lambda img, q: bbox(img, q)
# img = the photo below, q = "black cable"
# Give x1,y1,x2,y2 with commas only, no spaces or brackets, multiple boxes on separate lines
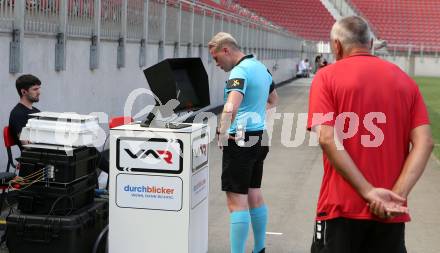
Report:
0,205,14,246
64,196,75,216
92,224,109,253
40,194,74,232
94,147,104,171
101,135,109,154
95,133,110,170
97,135,110,189
49,195,75,216
47,194,73,216
92,136,109,190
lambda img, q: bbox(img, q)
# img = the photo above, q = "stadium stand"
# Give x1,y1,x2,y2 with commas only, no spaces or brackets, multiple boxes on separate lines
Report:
199,0,235,14
224,0,336,41
348,0,440,51
198,0,274,27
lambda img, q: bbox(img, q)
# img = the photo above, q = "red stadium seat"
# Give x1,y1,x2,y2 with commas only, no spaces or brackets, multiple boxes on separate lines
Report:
1,126,19,212
349,0,440,51
234,0,335,41
3,126,16,172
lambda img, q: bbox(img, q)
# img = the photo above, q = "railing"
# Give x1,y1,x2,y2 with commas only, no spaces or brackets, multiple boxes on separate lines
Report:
68,0,94,37
1,0,299,41
100,0,122,39
0,0,15,31
2,0,314,72
377,43,440,57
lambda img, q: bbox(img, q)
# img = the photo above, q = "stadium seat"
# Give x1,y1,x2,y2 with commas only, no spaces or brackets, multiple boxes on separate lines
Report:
3,126,16,173
1,126,19,212
234,0,335,41
349,0,440,51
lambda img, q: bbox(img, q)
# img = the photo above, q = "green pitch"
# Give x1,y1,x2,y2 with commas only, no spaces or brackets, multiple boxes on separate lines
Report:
414,76,440,161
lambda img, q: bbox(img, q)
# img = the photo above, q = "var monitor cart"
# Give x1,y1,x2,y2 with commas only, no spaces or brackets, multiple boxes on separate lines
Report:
109,123,209,253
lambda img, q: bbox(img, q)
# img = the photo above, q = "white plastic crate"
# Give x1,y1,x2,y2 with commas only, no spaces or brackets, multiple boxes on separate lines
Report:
20,112,101,147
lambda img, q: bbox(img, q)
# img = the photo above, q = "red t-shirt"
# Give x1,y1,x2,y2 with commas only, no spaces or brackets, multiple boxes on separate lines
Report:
307,53,430,223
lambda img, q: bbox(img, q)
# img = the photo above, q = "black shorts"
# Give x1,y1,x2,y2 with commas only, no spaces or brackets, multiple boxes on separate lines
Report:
311,218,407,253
221,131,269,194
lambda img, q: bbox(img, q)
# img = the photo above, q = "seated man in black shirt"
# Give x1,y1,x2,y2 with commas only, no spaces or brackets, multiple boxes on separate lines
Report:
8,74,109,173
9,74,41,150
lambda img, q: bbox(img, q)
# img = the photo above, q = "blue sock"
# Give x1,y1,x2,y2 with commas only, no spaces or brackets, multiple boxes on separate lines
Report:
250,205,268,253
230,210,250,253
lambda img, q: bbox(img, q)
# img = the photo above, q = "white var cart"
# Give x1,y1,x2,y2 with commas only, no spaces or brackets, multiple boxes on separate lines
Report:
109,123,209,253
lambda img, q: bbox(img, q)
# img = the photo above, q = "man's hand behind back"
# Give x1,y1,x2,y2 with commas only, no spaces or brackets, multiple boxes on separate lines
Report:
365,188,408,219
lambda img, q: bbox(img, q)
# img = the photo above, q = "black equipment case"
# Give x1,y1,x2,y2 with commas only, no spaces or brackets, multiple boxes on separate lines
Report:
17,172,97,215
17,146,98,184
6,199,108,253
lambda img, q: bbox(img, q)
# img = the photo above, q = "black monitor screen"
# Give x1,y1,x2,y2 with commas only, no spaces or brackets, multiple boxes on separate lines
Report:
144,58,210,115
173,68,201,111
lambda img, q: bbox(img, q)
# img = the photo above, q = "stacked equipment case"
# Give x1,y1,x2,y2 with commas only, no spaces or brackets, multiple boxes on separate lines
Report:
16,146,98,215
6,199,108,253
5,112,109,253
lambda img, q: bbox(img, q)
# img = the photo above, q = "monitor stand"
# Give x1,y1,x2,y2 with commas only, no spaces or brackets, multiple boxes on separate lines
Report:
140,111,158,127
140,111,190,129
165,122,191,129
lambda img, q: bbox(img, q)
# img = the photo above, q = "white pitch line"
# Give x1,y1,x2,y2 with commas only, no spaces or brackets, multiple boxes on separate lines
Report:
266,232,283,235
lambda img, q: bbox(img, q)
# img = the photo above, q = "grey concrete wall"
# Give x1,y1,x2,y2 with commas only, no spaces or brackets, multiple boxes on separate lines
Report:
0,34,298,168
383,55,440,77
414,56,440,77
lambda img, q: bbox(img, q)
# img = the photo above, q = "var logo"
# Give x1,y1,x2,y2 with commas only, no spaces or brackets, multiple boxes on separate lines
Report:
193,144,207,157
124,149,173,164
117,137,183,174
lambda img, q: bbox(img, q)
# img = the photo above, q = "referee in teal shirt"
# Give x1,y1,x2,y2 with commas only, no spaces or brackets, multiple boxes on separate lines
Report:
208,32,278,253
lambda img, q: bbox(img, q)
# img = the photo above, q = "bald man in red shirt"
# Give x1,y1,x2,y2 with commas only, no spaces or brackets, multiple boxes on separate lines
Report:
307,16,434,253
